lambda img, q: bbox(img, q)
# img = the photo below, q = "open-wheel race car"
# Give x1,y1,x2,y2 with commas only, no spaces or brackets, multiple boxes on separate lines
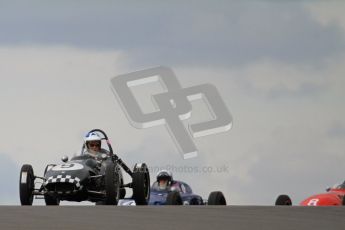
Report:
148,180,226,205
19,129,150,205
275,181,345,206
118,170,226,206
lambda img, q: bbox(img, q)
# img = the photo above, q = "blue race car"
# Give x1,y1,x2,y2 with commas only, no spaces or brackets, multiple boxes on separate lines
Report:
118,170,226,206
148,170,226,205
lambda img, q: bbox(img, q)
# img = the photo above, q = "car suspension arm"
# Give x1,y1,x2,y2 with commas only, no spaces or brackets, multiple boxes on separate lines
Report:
122,183,132,188
113,155,133,177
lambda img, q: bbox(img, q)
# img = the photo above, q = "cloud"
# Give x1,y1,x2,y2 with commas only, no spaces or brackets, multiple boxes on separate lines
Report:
0,1,345,205
169,65,345,204
231,59,327,98
0,1,344,67
328,121,345,138
0,153,20,204
0,45,130,170
305,1,345,32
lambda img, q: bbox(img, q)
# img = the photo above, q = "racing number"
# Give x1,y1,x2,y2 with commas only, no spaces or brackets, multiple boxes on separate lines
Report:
60,164,74,169
307,199,319,206
52,163,84,171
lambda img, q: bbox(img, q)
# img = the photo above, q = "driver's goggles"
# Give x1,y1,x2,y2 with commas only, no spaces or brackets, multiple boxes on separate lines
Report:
88,143,101,147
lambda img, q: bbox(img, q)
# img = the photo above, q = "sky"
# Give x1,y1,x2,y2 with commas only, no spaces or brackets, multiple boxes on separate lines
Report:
0,0,345,205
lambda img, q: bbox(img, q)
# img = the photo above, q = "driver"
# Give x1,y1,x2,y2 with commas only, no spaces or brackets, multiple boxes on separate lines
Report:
156,170,173,190
84,132,108,159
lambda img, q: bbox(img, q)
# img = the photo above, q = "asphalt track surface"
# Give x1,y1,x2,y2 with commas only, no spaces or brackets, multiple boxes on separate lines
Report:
0,206,344,230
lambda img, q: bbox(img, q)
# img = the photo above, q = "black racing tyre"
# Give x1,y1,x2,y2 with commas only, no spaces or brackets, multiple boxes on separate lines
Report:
44,194,60,205
104,162,120,205
208,191,227,205
132,163,150,205
275,194,292,206
166,191,183,205
207,191,226,205
19,164,35,205
342,196,345,206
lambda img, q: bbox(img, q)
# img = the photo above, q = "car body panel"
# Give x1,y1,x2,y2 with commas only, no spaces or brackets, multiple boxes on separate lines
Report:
148,180,204,205
43,155,122,202
300,189,345,206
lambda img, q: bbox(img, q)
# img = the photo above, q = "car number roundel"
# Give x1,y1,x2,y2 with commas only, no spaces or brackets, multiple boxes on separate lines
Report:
307,198,319,206
52,163,84,171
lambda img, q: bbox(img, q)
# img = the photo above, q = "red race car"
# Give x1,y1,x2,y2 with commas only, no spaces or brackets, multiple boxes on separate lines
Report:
275,181,345,206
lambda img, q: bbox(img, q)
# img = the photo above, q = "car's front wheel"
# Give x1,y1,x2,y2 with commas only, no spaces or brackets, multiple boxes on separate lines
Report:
19,164,35,205
132,163,150,205
104,162,120,205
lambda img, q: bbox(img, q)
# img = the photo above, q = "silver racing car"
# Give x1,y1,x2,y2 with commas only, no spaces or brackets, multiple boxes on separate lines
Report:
19,129,150,205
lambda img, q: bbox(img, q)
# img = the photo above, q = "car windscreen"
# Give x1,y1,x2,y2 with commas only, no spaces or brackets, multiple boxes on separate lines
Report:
151,181,168,192
332,182,345,189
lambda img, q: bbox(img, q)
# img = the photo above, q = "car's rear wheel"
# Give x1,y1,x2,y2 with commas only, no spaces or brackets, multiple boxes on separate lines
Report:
104,162,120,205
208,191,226,205
132,163,150,205
275,194,292,206
166,191,183,205
19,164,35,205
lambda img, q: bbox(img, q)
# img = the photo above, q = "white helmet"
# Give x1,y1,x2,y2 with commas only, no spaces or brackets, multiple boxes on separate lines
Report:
84,132,102,142
156,170,173,181
84,132,102,154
